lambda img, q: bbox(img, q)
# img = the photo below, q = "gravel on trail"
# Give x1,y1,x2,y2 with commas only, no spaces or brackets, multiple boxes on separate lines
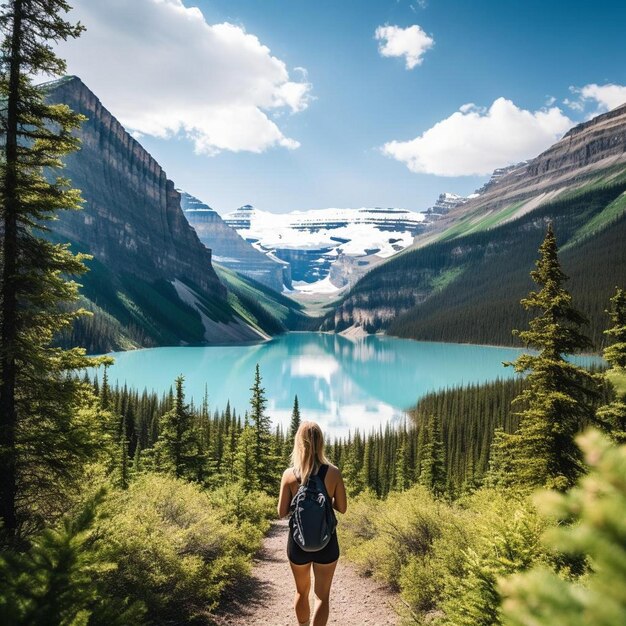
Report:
215,520,401,626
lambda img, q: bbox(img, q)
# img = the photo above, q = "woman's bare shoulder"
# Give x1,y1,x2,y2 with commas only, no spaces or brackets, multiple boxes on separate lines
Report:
326,463,341,477
282,467,297,483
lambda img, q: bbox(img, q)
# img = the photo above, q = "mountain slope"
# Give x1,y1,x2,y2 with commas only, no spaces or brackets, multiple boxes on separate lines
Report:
182,192,290,292
422,103,626,245
45,76,295,352
323,104,626,349
214,265,309,334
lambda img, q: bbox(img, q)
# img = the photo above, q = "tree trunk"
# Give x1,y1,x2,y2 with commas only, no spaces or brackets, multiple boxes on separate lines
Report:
0,0,24,540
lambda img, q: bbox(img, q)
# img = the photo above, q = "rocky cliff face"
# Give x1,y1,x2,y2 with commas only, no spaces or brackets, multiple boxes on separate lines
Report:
425,192,470,217
181,192,289,292
438,104,626,227
45,76,225,299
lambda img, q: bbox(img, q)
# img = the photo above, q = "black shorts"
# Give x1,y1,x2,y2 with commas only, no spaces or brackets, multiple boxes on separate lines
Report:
287,530,340,565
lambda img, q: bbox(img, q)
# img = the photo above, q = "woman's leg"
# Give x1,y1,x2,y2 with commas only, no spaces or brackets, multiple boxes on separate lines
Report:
311,560,338,626
289,561,312,624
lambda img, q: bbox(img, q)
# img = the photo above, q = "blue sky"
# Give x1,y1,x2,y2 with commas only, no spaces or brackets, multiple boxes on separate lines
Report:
60,0,626,213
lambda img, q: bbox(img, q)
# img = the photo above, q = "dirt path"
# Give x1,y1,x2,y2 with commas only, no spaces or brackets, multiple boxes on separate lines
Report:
216,520,401,626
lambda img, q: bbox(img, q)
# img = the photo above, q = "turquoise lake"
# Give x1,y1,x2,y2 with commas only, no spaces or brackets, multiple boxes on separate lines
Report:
101,333,601,438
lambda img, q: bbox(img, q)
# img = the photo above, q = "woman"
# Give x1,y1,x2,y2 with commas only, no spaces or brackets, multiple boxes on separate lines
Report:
278,421,348,626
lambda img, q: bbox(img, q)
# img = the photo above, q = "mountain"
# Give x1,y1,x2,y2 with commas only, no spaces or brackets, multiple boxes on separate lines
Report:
425,192,471,217
181,192,290,292
44,76,302,352
322,104,626,347
424,105,626,244
223,205,428,292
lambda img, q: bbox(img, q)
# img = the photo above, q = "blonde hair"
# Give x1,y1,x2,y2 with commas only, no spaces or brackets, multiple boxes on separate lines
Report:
291,421,330,485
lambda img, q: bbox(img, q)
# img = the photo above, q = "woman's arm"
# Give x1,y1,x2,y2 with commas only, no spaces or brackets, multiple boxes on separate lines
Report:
332,471,347,514
277,469,292,518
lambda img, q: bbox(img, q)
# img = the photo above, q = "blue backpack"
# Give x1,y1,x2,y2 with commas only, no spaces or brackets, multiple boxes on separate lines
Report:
289,464,337,552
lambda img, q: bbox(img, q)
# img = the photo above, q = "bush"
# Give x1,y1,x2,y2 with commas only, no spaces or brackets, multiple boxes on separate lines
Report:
207,480,275,554
97,474,266,625
208,480,275,530
341,486,470,617
500,430,626,626
440,490,548,626
0,489,143,625
340,485,553,624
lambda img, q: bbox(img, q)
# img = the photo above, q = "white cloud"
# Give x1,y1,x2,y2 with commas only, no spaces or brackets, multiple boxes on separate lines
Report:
577,83,626,113
382,98,573,176
56,0,312,154
375,24,434,70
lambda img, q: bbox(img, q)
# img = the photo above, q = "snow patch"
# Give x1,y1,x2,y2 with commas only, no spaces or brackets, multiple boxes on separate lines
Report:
292,276,342,294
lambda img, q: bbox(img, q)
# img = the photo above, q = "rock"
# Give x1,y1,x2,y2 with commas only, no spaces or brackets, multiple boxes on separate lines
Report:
44,76,225,299
181,192,289,292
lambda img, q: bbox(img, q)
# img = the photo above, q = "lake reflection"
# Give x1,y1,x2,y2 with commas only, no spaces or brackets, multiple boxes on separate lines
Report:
100,333,600,438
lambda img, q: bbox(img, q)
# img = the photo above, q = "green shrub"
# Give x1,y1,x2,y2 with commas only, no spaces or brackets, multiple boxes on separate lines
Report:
207,480,275,552
97,474,262,625
439,490,548,626
341,486,470,617
500,430,626,626
340,485,553,624
0,489,143,625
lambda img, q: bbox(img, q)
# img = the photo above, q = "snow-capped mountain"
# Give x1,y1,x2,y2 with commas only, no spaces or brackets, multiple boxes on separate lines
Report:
223,206,428,292
181,193,290,292
426,192,471,216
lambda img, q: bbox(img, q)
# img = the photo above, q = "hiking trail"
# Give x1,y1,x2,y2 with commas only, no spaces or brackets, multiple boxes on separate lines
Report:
216,520,401,625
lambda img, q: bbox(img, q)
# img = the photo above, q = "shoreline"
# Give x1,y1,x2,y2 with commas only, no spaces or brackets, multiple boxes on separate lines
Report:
90,328,605,360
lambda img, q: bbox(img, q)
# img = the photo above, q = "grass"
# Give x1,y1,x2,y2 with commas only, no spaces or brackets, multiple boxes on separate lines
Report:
431,266,465,292
437,200,527,242
214,264,308,331
562,191,626,251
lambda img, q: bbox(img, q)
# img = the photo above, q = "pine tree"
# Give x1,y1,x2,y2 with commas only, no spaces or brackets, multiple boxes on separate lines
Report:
118,416,129,490
222,418,238,483
486,428,517,489
505,224,598,491
249,364,272,480
154,376,201,480
603,287,626,368
100,365,111,410
289,394,301,444
360,438,373,490
419,414,446,496
394,435,410,491
132,442,141,477
597,288,626,443
0,488,144,623
0,0,109,540
234,413,258,491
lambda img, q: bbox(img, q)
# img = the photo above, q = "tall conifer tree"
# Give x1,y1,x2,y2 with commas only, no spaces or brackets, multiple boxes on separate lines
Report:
0,0,107,540
234,413,258,491
419,414,445,496
155,376,201,480
289,395,301,439
506,224,597,490
597,287,626,443
249,364,272,474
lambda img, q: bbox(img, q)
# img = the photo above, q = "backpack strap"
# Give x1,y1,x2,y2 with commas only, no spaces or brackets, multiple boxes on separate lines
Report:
292,464,328,485
318,464,329,482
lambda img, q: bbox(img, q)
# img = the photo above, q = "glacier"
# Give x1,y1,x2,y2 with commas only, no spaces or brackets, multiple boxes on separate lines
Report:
223,205,429,290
